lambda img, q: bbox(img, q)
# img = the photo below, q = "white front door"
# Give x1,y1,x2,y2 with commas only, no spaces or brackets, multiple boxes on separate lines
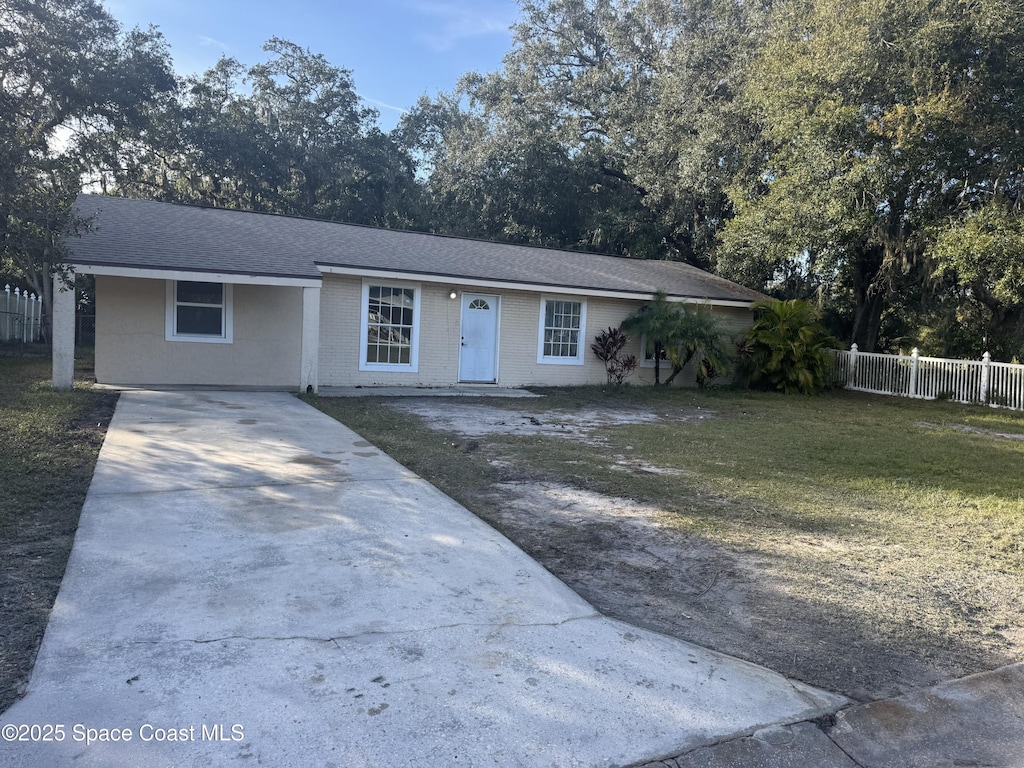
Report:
459,293,499,382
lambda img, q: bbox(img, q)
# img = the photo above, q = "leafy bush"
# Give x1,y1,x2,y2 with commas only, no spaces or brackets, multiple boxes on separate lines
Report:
663,304,734,387
739,299,837,394
620,292,680,384
591,327,638,384
622,292,735,386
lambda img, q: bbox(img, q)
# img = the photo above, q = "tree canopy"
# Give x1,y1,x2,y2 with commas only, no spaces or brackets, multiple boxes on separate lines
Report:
1,0,175,321
719,0,1024,354
3,0,1022,357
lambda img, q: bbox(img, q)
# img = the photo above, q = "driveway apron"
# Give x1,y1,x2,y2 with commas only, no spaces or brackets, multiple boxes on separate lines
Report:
0,391,847,767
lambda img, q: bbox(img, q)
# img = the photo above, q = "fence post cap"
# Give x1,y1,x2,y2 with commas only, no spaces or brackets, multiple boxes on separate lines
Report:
4,284,9,292
983,351,991,362
851,343,859,351
912,347,919,357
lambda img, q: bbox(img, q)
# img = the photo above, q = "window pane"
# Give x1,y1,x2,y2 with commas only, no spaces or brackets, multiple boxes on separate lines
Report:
543,300,581,358
177,306,223,335
177,281,223,305
365,285,416,366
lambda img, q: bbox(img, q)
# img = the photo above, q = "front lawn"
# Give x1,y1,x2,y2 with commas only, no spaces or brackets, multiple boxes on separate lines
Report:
309,386,1024,701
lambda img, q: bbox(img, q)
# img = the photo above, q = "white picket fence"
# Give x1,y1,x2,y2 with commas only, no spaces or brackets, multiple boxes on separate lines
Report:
831,344,1024,410
1,284,44,343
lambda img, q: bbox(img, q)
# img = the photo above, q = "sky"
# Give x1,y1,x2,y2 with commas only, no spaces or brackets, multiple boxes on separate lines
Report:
102,0,521,130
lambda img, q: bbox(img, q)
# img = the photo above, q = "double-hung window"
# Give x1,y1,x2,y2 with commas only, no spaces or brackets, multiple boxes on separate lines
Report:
359,281,420,371
537,296,586,365
166,281,232,343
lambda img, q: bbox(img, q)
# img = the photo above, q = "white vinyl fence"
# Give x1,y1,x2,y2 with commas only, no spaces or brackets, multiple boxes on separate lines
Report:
831,344,1024,410
1,284,43,343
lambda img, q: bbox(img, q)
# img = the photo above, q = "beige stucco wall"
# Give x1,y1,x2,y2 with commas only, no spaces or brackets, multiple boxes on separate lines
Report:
94,276,303,387
318,274,753,388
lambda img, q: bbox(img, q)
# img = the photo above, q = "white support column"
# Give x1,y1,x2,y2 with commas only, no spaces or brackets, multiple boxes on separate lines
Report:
52,272,76,389
299,285,321,393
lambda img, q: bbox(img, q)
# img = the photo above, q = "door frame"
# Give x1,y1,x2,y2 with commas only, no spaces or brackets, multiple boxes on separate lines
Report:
458,292,501,383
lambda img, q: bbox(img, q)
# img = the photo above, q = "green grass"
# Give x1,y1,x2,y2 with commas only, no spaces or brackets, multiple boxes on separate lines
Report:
610,390,1024,570
308,386,1024,698
0,358,110,530
309,387,1024,572
0,355,117,713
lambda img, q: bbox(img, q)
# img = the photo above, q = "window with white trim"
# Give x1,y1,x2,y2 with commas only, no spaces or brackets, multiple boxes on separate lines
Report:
166,281,233,343
359,281,420,371
640,334,668,367
537,296,586,365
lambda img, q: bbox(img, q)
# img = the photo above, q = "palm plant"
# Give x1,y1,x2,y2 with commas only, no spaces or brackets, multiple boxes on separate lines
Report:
739,299,837,394
664,304,734,387
620,291,680,384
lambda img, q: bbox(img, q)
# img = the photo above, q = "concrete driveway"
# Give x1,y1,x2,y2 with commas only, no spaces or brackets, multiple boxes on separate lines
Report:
0,391,846,767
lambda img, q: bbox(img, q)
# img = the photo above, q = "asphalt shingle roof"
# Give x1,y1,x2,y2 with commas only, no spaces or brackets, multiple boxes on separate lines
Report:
68,194,763,303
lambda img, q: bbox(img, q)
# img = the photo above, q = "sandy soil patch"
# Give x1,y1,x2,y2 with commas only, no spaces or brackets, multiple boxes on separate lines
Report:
474,479,983,702
385,397,1023,702
918,420,1024,441
389,400,711,440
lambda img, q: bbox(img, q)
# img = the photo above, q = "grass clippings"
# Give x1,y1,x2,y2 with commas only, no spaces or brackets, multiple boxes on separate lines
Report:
0,356,117,713
309,386,1024,702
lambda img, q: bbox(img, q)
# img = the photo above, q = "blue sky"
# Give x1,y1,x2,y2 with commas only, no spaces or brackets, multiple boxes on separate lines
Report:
103,0,521,130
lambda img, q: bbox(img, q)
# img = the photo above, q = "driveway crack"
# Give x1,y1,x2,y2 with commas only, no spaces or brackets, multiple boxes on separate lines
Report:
120,613,603,648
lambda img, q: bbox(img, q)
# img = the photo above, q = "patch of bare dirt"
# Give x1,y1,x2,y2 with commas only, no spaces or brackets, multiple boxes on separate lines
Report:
473,479,1013,702
393,399,1022,703
918,420,1024,441
389,400,711,441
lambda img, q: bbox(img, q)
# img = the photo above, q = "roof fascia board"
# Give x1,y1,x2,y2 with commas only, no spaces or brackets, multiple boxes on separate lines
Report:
70,264,322,287
316,265,754,308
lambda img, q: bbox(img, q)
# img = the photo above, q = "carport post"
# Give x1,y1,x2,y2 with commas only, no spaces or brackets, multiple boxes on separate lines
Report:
300,285,320,393
52,271,76,390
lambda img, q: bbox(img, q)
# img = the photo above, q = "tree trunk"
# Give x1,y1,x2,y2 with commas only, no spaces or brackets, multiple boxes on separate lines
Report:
663,351,694,386
850,288,885,351
849,246,886,351
40,259,54,344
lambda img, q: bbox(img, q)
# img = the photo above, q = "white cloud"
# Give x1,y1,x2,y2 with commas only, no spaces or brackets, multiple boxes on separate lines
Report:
409,1,515,52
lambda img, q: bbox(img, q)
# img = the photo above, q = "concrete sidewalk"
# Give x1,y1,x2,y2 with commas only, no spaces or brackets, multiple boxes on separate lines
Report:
638,661,1024,768
0,391,845,768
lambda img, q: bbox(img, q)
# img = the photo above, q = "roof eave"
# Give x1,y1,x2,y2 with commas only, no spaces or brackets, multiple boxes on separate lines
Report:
315,264,758,307
69,262,323,287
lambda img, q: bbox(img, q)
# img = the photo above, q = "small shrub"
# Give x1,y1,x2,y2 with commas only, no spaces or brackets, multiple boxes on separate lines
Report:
739,298,837,395
591,327,639,385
